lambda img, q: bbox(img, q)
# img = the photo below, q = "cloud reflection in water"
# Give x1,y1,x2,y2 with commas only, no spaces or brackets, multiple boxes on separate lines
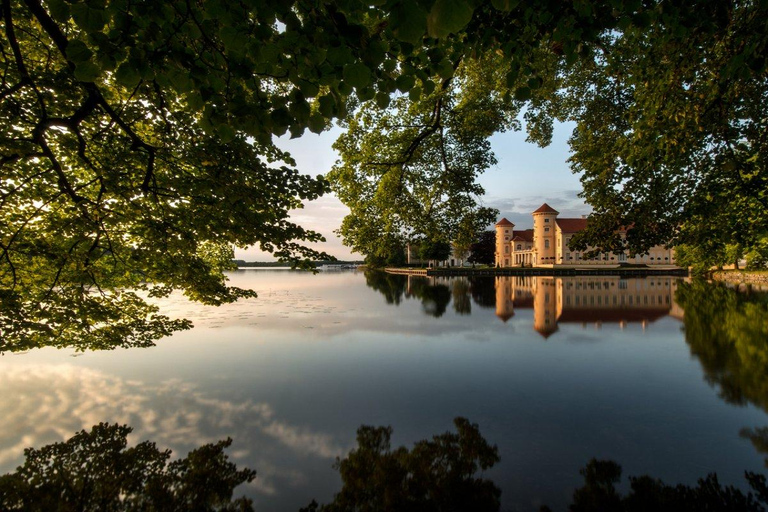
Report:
0,364,348,498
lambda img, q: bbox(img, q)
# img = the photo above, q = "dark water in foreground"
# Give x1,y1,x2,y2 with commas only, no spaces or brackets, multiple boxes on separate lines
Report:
2,271,768,511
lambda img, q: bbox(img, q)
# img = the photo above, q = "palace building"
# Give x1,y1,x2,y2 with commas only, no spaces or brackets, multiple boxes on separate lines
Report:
494,203,676,268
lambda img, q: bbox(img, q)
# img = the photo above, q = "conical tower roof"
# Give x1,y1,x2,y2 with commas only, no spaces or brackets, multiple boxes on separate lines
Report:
532,203,559,214
495,217,514,226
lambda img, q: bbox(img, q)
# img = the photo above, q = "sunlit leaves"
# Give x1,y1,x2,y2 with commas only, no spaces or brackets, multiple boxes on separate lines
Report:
328,57,518,263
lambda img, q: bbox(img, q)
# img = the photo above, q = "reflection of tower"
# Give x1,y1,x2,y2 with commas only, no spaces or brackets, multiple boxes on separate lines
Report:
495,277,514,322
495,218,514,267
532,204,558,266
533,277,558,338
669,279,685,320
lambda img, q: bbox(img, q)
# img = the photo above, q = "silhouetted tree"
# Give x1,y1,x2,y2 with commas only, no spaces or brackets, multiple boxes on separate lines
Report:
309,417,501,512
0,423,255,511
566,459,768,512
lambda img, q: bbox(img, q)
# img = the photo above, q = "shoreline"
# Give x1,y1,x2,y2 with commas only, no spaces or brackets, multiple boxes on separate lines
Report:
710,270,768,287
384,266,688,277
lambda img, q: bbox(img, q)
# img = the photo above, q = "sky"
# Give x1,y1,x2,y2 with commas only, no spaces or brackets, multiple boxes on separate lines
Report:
234,120,590,262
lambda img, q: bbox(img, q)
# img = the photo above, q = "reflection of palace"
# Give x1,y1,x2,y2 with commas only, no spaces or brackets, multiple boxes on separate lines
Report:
495,203,676,267
495,276,683,338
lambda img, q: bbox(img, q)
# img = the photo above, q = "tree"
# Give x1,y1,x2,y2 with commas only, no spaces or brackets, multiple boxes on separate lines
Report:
0,423,256,511
329,55,508,259
468,231,496,266
545,1,768,258
418,238,452,265
4,0,603,348
5,0,766,350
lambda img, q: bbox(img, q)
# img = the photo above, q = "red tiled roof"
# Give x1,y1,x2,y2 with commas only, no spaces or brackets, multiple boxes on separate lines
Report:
532,203,559,214
556,218,588,233
495,217,514,226
512,229,534,242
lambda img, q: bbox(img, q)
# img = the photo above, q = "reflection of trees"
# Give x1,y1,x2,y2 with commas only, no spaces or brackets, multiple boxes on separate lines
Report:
452,279,472,315
677,281,768,465
565,459,768,512
305,417,501,512
365,274,498,315
676,281,768,411
409,278,451,318
306,420,768,512
469,277,496,309
5,420,768,511
0,423,256,511
364,271,408,305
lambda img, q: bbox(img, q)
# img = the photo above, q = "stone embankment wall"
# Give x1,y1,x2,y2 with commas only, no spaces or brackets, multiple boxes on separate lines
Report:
711,270,768,286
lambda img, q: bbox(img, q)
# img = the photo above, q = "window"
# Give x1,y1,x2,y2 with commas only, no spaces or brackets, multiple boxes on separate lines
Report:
505,246,510,254
544,218,550,223
545,240,550,249
516,244,521,250
544,227,550,232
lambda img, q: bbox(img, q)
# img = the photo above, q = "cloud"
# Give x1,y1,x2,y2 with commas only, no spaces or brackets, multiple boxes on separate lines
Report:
0,364,349,497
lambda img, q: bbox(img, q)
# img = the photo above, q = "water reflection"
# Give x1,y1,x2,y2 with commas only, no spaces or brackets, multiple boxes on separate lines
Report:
0,364,347,497
365,273,685,337
676,281,768,465
0,423,256,511
4,271,768,510
6,419,768,512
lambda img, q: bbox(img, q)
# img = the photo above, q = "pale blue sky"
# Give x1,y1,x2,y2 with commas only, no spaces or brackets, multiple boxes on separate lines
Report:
235,120,589,261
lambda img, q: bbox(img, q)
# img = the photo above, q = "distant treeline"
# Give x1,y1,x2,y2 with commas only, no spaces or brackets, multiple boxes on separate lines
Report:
233,260,363,267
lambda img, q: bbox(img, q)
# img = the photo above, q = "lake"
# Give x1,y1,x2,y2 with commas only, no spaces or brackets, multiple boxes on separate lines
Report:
1,270,767,511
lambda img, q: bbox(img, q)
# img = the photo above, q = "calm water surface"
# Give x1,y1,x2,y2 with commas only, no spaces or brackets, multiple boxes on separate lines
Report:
2,270,768,511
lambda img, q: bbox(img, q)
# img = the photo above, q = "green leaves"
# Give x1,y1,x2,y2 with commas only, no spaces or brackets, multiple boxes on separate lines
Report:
389,2,427,44
70,3,107,32
66,40,93,63
114,62,141,88
491,0,520,11
427,0,475,39
343,63,371,90
5,0,766,349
